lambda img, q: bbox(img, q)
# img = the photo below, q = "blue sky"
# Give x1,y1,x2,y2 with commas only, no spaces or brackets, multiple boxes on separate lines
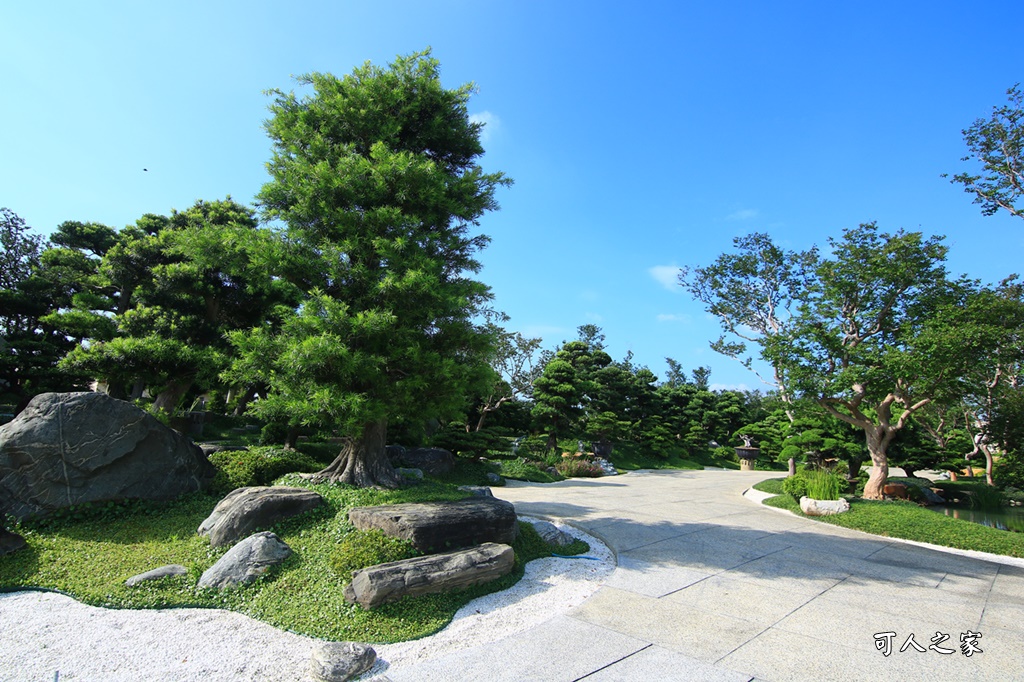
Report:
4,1,1024,391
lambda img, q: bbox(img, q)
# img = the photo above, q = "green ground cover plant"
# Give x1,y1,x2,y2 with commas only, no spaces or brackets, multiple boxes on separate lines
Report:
756,478,1024,558
0,474,589,643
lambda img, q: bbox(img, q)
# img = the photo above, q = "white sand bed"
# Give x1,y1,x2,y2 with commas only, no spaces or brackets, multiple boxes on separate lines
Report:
0,518,613,682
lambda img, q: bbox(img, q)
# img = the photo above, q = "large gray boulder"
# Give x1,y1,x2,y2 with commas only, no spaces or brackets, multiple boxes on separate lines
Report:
198,486,326,547
343,542,515,609
348,497,517,553
0,392,216,520
198,531,292,589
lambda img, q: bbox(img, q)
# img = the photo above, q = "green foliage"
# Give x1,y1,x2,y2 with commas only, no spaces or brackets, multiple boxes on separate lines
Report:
329,529,420,579
782,474,808,501
497,458,563,483
803,469,843,500
429,423,509,458
782,469,845,501
752,477,787,495
208,446,322,494
762,495,1024,558
932,480,1006,510
948,84,1024,221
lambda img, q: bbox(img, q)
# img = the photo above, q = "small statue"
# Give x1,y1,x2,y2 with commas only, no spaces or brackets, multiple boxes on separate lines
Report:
739,434,755,448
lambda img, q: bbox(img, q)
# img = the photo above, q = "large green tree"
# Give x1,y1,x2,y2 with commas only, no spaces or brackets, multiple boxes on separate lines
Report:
63,198,295,412
680,232,818,420
244,50,510,487
764,223,975,499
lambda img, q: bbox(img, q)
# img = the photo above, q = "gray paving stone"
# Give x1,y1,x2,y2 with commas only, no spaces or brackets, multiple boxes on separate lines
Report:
580,644,751,681
382,616,649,682
602,556,712,598
569,587,766,662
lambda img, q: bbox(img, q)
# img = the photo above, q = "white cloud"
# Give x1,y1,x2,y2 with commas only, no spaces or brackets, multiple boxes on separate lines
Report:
469,111,500,142
710,382,752,392
726,208,758,221
648,265,682,292
656,313,691,323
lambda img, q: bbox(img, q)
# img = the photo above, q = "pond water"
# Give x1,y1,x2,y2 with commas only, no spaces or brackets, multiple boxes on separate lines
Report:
926,505,1024,533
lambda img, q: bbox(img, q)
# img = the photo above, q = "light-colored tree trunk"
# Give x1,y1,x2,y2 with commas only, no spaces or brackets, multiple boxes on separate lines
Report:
305,419,402,488
861,424,897,500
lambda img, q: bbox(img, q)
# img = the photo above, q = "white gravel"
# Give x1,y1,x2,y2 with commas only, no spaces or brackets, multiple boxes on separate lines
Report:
0,517,613,682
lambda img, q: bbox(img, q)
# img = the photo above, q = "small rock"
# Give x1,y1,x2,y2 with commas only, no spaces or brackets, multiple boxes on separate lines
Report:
593,457,617,475
0,528,27,556
396,467,423,480
198,531,291,589
126,564,189,587
457,485,493,498
486,472,503,485
529,520,574,547
310,641,377,682
800,497,851,516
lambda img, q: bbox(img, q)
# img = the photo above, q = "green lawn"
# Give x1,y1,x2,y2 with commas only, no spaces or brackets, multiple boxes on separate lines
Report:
754,477,1024,558
0,475,588,643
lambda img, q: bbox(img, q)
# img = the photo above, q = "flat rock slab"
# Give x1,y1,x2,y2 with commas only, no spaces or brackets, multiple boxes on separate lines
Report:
126,564,188,587
198,486,325,547
343,542,515,609
0,392,215,520
198,531,291,590
348,497,517,553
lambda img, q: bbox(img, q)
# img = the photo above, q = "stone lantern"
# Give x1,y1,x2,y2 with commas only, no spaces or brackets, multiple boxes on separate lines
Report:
735,434,760,471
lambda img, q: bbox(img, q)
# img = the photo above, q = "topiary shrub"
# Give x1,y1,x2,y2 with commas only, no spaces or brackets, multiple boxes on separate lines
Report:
208,446,322,494
329,529,420,580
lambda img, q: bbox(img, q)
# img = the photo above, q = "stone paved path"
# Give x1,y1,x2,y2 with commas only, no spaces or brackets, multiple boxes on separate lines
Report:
380,469,1024,682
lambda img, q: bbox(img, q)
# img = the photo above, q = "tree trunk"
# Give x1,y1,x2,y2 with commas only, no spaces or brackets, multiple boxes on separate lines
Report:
979,443,995,486
232,385,261,417
305,419,402,489
284,426,300,451
788,458,796,477
151,378,194,415
862,425,892,500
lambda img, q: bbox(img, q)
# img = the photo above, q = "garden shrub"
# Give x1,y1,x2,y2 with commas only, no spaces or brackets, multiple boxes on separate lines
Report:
208,446,322,494
555,458,604,478
329,529,421,580
803,469,843,500
498,458,563,483
429,424,510,457
782,474,808,501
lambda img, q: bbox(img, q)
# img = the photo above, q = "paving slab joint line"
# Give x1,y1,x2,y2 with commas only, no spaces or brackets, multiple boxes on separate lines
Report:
571,643,653,681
